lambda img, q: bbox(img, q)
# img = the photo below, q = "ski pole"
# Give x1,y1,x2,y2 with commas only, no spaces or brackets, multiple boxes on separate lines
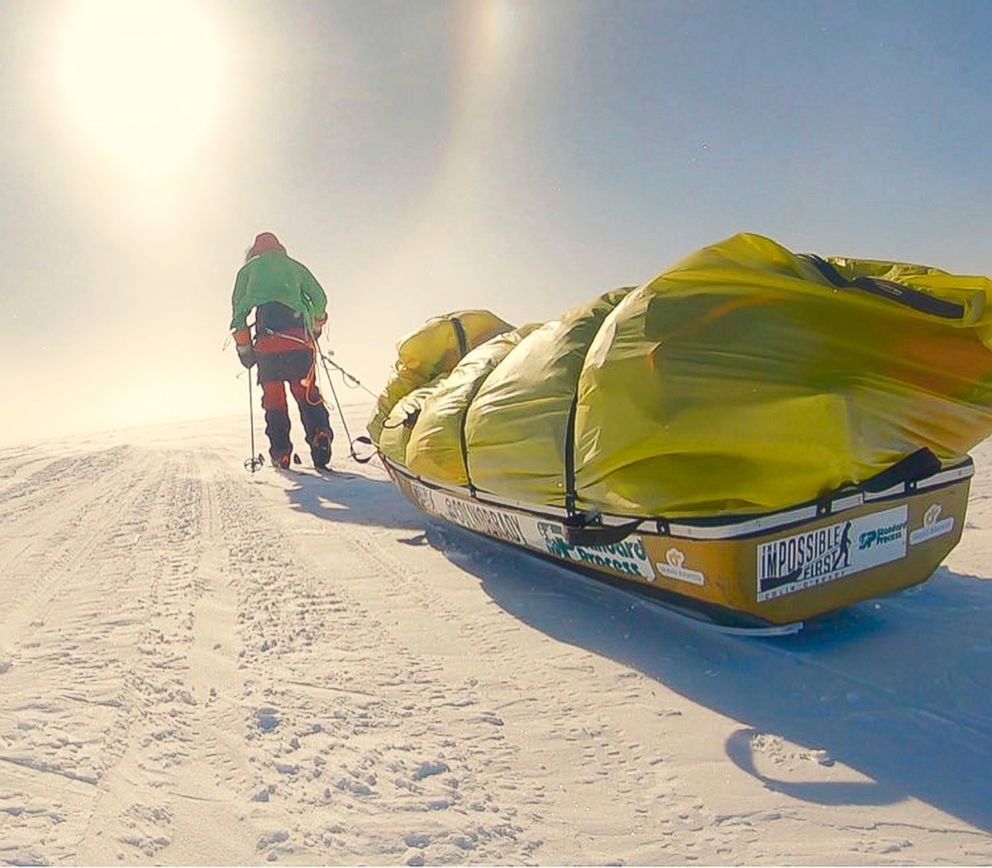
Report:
244,372,265,472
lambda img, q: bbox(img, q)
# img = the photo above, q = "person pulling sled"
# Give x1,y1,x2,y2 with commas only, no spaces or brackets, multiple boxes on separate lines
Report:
230,232,334,470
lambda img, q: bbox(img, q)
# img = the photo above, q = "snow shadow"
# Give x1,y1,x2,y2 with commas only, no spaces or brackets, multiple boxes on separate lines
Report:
425,521,992,833
277,470,425,532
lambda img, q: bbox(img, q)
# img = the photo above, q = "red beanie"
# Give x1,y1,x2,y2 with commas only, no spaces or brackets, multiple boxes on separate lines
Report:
246,232,286,261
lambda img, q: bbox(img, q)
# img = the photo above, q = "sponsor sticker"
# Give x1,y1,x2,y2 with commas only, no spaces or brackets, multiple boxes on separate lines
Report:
656,548,706,586
523,520,656,581
756,505,908,602
409,481,437,515
434,495,529,546
409,487,656,581
909,503,954,546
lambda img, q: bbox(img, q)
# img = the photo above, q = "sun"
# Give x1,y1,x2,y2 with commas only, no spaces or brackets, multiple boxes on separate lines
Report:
55,0,227,180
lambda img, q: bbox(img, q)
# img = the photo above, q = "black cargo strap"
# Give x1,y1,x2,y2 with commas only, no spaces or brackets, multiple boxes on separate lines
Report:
860,447,942,493
564,449,940,546
801,254,965,321
562,513,642,547
563,394,579,513
451,317,468,357
350,436,377,463
380,407,420,431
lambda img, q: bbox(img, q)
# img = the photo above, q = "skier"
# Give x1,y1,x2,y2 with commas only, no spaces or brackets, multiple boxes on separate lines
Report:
230,232,334,470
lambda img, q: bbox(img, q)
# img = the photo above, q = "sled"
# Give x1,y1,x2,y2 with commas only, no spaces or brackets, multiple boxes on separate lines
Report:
368,234,991,627
382,454,972,627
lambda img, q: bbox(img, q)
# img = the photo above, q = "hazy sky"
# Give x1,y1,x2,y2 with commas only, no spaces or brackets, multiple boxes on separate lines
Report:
1,0,990,446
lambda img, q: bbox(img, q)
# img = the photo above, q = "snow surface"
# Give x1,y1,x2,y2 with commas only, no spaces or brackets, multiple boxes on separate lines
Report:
1,398,991,865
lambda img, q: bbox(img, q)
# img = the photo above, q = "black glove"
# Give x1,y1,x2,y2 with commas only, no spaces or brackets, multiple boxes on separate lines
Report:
237,343,257,369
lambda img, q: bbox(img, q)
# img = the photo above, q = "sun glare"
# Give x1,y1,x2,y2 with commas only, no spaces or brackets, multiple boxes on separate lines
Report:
55,0,227,180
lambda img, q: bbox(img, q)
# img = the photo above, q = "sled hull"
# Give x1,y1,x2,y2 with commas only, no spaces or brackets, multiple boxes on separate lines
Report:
384,458,972,626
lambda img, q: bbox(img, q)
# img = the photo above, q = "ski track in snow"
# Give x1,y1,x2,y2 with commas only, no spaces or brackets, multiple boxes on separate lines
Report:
0,404,990,865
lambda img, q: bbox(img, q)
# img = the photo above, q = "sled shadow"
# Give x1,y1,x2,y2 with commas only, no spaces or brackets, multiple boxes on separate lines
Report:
423,520,992,832
278,468,425,532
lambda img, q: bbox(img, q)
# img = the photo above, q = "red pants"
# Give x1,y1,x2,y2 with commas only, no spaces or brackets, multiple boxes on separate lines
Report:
259,373,332,463
261,379,319,412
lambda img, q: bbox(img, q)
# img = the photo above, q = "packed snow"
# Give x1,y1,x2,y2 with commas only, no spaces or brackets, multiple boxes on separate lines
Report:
1,398,991,865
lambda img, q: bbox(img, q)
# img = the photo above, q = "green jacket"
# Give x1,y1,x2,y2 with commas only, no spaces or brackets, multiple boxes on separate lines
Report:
229,251,328,332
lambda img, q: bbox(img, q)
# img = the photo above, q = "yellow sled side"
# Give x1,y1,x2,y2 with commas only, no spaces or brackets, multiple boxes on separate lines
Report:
384,457,971,627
